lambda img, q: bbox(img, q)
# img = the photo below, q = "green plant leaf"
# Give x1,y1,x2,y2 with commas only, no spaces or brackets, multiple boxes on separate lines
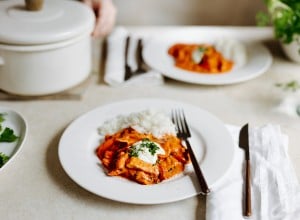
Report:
0,113,5,123
258,0,300,43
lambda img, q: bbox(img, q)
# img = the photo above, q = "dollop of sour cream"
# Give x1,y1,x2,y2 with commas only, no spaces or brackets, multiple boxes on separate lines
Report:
129,139,165,164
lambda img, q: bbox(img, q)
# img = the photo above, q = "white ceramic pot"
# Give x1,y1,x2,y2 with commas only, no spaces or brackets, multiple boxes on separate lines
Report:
0,0,95,96
281,35,300,63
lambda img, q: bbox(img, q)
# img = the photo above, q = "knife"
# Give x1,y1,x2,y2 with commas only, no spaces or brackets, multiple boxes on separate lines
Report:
239,123,251,217
124,36,132,81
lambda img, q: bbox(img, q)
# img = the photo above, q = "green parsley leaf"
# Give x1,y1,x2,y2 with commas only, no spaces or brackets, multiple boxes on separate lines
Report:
0,127,19,142
0,113,5,123
256,11,271,26
0,152,10,168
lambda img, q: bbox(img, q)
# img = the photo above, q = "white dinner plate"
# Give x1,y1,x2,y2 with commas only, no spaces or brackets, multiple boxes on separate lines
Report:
58,98,235,204
143,32,272,85
0,107,27,171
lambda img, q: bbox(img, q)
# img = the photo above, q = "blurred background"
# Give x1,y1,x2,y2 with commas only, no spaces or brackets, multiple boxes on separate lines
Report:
114,0,266,26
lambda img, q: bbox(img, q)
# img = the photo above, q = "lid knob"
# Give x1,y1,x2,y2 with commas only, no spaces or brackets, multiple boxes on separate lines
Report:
25,0,44,11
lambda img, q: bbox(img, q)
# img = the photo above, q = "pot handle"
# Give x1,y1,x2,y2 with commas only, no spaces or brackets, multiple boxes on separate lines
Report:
25,0,44,11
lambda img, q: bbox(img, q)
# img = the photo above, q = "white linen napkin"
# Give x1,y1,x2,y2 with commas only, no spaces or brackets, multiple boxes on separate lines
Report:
206,124,300,220
104,27,164,87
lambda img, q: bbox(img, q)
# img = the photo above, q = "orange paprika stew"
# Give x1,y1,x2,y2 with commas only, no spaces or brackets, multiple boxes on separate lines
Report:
168,43,233,73
96,127,190,185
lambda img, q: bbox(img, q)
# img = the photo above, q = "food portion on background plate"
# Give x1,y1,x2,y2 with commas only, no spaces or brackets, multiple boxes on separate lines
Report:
143,29,272,85
168,38,247,74
96,110,190,185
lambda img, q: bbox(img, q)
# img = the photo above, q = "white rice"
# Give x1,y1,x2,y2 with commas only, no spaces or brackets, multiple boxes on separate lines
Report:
98,109,176,138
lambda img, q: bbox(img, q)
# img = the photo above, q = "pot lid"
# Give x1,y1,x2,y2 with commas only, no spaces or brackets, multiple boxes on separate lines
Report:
0,0,95,45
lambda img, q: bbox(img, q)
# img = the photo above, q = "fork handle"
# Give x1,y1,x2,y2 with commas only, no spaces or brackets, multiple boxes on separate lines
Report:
185,139,210,195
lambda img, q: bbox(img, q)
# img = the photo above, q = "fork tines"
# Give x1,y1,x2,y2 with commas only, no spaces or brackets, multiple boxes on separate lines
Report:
172,109,191,138
171,109,210,195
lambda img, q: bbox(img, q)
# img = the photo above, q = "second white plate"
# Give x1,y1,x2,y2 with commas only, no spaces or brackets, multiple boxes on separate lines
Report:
143,31,272,85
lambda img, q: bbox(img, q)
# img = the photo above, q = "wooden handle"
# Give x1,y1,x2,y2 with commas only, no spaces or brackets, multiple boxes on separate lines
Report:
245,159,252,216
25,0,44,11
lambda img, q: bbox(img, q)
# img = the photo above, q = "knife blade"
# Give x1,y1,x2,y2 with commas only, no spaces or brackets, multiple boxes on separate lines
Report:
239,123,252,217
124,36,132,81
239,124,250,160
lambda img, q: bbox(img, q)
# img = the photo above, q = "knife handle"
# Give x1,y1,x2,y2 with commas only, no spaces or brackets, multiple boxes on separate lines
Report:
245,159,252,217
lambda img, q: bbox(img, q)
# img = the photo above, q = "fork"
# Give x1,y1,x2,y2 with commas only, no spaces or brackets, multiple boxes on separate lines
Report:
172,109,210,195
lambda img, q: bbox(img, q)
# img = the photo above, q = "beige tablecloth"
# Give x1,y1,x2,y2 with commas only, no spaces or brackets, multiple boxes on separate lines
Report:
0,26,300,220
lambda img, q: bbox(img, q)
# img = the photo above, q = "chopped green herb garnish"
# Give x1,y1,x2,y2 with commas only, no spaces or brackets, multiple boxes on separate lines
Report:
0,127,19,142
128,146,141,157
128,139,160,157
0,152,9,168
142,141,160,156
197,47,207,53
